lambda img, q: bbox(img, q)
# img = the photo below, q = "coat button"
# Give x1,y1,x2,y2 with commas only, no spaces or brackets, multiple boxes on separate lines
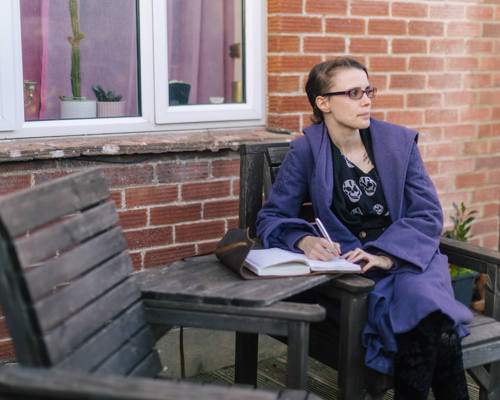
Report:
359,231,367,239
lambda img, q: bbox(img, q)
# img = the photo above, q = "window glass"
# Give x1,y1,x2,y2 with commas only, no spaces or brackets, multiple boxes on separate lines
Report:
20,0,140,121
166,0,244,106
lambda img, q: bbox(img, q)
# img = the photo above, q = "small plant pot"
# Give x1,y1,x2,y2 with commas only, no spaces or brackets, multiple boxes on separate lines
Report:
60,98,97,119
97,101,127,117
451,273,477,307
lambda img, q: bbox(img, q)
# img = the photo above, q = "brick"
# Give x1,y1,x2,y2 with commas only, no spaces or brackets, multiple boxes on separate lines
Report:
212,159,239,178
409,57,444,72
124,227,173,250
232,179,240,197
325,18,365,34
393,39,427,54
425,109,458,124
102,166,153,188
482,234,500,251
351,0,389,16
118,209,147,229
419,127,443,143
456,172,486,188
443,91,477,106
267,114,302,133
0,175,31,195
484,23,500,37
306,0,348,14
369,74,388,90
368,19,406,35
129,252,142,271
470,219,499,236
439,158,474,174
371,111,385,121
157,162,209,183
268,16,322,34
430,4,465,19
479,89,500,105
409,21,444,36
438,193,469,210
268,75,301,93
390,75,426,89
268,35,300,53
494,107,500,120
466,5,495,20
463,140,489,155
268,0,302,14
478,124,494,138
350,38,388,54
392,2,427,18
110,190,123,209
480,56,500,70
198,240,220,255
463,74,492,88
372,94,404,109
483,202,500,218
181,180,231,201
125,185,178,207
269,96,310,113
175,221,226,242
428,74,462,89
386,111,423,126
447,57,479,71
425,142,461,158
424,160,439,175
204,199,239,219
304,37,345,53
144,244,196,268
150,204,202,225
369,57,406,71
491,138,500,153
407,93,441,108
34,171,70,185
448,22,481,37
476,156,500,170
466,39,494,54
487,169,500,184
460,107,491,122
430,39,465,54
268,55,322,73
0,340,15,361
433,176,454,192
0,319,10,340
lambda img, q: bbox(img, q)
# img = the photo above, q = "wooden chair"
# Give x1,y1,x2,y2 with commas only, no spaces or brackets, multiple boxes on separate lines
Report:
239,141,500,400
0,168,319,400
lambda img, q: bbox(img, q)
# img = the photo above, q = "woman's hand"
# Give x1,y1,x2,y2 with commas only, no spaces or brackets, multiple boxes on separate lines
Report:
342,248,393,273
296,235,341,261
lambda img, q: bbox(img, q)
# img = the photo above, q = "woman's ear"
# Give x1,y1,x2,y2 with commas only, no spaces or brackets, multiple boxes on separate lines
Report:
315,95,330,114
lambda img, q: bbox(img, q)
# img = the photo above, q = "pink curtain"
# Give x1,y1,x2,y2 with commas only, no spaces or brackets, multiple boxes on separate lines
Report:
167,0,235,104
21,0,138,120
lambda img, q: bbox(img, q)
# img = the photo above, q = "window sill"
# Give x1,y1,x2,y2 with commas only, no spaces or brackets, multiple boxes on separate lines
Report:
0,128,293,163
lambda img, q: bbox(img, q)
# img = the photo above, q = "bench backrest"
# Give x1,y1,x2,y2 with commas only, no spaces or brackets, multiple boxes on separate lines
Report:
0,168,162,377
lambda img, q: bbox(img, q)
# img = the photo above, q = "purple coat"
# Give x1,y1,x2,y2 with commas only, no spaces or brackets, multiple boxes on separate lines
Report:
256,118,473,375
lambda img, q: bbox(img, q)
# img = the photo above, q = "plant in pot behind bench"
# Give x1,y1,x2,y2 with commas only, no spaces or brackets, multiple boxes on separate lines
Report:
92,85,126,117
442,202,478,307
60,0,96,119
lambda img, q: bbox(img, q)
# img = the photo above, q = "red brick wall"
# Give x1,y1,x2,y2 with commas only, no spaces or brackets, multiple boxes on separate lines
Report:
268,0,500,249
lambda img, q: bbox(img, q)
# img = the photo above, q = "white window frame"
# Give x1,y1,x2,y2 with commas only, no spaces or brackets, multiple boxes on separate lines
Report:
0,0,265,139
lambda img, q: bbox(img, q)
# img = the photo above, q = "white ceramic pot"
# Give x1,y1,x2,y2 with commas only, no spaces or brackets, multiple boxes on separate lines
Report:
97,101,126,117
60,98,97,119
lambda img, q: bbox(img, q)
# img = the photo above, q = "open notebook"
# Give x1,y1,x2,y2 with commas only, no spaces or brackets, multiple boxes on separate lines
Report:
244,247,361,277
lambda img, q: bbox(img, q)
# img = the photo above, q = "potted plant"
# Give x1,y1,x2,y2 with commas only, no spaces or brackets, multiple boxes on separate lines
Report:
442,202,478,307
92,85,126,117
60,0,96,119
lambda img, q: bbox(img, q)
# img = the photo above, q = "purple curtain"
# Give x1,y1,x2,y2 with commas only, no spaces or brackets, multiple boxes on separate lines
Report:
167,0,235,104
21,0,138,120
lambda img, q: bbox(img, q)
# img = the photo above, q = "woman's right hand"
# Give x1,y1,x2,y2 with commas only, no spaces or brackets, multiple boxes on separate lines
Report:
296,235,341,261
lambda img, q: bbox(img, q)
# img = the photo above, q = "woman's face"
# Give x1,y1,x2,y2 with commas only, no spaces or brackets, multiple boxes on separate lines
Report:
317,67,372,133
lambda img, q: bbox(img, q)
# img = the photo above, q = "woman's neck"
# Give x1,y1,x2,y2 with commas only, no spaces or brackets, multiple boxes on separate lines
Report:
326,125,362,155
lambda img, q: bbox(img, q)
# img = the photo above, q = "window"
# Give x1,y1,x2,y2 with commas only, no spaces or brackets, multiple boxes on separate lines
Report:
0,0,265,138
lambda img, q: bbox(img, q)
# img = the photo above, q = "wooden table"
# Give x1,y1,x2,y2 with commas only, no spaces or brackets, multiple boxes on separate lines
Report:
134,254,335,389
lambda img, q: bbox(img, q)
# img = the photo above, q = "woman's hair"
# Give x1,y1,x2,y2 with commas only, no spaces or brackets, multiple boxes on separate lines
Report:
305,57,368,124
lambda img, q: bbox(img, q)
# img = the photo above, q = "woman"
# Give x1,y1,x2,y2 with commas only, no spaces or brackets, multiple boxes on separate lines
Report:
256,57,473,399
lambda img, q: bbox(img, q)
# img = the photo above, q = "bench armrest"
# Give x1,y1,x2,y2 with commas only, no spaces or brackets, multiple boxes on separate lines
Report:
440,237,500,274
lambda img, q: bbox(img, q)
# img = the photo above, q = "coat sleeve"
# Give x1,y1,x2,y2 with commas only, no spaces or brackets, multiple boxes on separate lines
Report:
365,140,443,272
256,139,318,251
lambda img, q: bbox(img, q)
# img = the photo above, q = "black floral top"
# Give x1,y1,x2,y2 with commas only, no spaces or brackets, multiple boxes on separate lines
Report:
330,129,391,245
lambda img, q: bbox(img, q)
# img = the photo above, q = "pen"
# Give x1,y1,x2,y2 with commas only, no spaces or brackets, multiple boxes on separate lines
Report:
315,217,340,255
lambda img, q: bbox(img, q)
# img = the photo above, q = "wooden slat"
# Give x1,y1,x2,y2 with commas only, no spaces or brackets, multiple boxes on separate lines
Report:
463,319,500,348
34,251,133,332
94,327,157,376
57,302,148,372
15,201,118,267
440,237,500,268
25,227,127,299
44,279,141,364
0,168,108,238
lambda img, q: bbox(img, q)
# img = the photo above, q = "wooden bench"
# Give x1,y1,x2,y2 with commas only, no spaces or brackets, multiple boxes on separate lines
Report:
0,168,320,400
239,141,500,400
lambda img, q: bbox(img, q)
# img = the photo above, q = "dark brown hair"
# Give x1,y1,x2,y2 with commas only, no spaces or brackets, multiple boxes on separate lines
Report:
305,57,368,124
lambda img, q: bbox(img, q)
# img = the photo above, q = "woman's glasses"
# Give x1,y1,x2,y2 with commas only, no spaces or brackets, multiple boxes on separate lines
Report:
321,87,377,100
